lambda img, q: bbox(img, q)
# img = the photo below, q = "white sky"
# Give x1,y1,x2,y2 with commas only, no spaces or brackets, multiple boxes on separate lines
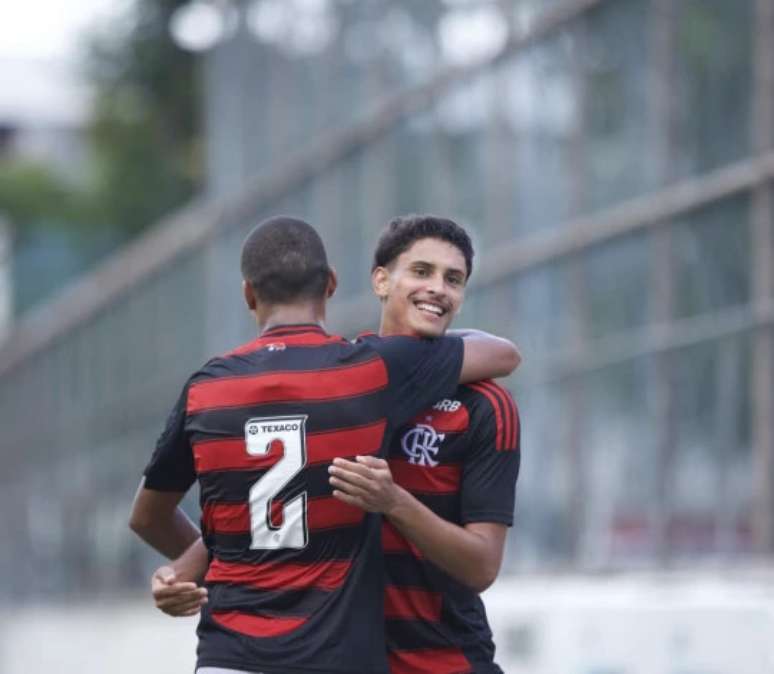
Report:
0,0,122,63
0,0,126,125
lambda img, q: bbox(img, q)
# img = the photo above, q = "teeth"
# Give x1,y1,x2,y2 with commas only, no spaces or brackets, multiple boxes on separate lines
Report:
416,302,443,316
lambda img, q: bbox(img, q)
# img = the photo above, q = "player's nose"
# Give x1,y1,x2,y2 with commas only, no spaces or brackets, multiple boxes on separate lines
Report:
425,272,446,295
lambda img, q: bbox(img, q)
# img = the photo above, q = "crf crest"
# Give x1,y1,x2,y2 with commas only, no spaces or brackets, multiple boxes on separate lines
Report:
401,424,445,466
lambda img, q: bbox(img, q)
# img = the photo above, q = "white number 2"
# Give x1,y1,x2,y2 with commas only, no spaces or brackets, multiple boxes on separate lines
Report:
244,415,309,549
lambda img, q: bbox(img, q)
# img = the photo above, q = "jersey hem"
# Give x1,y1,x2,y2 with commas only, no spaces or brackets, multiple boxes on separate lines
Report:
460,511,513,526
142,474,194,492
197,657,389,674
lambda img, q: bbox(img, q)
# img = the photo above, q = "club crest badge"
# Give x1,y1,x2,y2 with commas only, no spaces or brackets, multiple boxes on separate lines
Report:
401,423,445,466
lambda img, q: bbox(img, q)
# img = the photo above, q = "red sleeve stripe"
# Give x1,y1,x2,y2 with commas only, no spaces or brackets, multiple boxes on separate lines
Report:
193,420,386,473
206,558,350,591
382,521,423,558
202,496,365,534
485,380,514,450
468,382,517,450
468,382,508,450
388,648,472,674
187,357,388,413
389,458,461,494
384,586,442,622
488,381,517,450
211,611,306,638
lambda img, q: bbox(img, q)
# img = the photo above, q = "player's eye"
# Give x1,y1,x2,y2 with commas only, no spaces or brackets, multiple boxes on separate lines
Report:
413,267,429,277
447,275,464,287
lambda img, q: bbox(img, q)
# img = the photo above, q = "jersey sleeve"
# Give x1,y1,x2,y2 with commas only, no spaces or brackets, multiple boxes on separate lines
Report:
460,384,521,526
143,381,196,492
370,335,464,428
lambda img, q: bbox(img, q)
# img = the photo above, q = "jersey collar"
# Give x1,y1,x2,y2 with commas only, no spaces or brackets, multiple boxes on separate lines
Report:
260,323,328,338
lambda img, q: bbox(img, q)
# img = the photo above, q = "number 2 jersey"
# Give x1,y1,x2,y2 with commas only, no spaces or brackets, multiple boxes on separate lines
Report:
384,381,520,674
143,324,464,674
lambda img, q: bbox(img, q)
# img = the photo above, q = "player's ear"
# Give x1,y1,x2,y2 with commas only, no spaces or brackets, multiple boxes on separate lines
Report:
243,280,257,310
325,267,338,299
371,266,390,300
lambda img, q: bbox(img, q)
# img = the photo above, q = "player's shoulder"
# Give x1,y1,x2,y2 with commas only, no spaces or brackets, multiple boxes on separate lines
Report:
355,331,424,361
356,331,462,356
185,339,268,385
462,380,517,410
462,380,519,446
195,331,355,377
185,356,233,388
355,330,379,342
355,331,425,346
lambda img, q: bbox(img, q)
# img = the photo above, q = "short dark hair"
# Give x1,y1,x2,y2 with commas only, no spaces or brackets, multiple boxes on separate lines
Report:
240,216,331,303
372,215,474,279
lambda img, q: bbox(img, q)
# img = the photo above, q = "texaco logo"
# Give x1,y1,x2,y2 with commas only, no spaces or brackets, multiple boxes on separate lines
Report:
401,424,445,466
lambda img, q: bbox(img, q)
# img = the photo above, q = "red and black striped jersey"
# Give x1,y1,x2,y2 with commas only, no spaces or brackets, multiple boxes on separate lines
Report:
383,381,520,674
143,324,464,674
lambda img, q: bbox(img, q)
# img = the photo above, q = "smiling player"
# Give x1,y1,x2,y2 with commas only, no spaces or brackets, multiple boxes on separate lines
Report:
330,215,520,674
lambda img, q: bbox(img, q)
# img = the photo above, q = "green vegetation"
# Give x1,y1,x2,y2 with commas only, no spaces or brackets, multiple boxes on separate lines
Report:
0,0,202,314
86,0,202,237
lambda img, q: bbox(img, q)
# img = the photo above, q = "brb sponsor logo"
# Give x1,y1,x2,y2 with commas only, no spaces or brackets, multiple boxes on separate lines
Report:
433,399,461,412
401,424,445,466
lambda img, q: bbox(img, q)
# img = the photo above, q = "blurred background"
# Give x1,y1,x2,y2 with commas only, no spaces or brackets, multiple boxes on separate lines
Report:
1,0,773,672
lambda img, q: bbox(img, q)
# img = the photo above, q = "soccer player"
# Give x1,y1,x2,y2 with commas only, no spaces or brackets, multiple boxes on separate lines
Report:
129,215,519,674
329,215,519,674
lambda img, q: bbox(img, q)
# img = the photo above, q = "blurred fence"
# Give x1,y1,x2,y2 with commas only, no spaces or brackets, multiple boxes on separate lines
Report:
0,0,772,600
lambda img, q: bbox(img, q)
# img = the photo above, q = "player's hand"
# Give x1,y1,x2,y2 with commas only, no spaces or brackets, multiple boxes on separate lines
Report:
328,456,406,515
151,565,208,617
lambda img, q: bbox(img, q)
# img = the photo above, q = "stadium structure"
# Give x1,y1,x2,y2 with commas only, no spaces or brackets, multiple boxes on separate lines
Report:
0,0,769,618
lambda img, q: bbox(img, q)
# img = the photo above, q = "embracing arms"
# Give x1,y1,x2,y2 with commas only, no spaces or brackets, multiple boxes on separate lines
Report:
329,456,507,593
454,329,521,383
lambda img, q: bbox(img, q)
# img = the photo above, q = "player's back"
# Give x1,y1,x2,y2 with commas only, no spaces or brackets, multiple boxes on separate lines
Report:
192,326,390,673
145,324,465,674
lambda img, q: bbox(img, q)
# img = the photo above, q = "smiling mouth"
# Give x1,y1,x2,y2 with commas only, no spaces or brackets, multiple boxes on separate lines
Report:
414,301,446,317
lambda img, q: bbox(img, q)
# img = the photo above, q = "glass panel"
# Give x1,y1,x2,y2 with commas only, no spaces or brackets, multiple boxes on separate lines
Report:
506,379,574,568
204,0,455,196
671,336,752,557
578,0,653,212
580,356,653,565
673,0,753,178
499,37,577,237
672,196,750,319
512,262,573,363
585,232,650,340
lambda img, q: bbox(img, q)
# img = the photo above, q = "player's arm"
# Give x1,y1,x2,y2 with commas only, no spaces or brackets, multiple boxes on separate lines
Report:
331,386,520,592
129,479,200,559
372,333,520,430
129,381,199,559
453,329,521,383
330,457,505,592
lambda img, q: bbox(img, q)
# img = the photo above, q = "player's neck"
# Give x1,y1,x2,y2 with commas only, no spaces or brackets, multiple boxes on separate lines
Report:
255,301,327,334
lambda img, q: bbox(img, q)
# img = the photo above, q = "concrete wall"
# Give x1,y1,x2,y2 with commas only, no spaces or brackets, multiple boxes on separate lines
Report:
3,572,773,674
